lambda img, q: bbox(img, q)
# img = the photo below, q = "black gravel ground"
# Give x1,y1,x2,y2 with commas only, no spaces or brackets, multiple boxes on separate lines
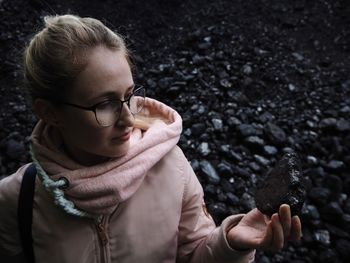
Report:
1,0,350,262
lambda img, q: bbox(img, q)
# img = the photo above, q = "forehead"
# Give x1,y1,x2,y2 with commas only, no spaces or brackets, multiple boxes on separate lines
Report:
70,46,133,101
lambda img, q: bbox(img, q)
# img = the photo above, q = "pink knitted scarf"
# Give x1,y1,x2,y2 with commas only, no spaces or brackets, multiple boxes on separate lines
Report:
31,98,182,215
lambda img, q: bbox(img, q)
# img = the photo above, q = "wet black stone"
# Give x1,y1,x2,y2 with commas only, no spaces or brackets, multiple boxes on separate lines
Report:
308,187,331,206
237,124,259,137
320,202,343,222
199,160,220,184
254,151,306,216
4,139,25,160
264,122,287,145
335,239,350,260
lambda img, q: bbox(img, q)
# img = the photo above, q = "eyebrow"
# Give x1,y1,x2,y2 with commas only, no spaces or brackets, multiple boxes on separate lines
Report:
88,84,135,102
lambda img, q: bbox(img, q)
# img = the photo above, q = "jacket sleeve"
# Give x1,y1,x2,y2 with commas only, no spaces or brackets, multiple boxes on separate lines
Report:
176,150,255,263
0,164,30,256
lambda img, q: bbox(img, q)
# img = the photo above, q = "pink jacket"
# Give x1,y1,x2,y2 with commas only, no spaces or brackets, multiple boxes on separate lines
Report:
0,147,255,263
0,98,255,262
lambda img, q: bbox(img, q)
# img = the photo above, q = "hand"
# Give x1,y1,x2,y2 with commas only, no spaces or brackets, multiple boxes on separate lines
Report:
226,204,302,251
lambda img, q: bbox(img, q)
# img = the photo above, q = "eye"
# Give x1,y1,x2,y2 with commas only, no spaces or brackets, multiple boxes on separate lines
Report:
125,91,133,100
97,100,119,111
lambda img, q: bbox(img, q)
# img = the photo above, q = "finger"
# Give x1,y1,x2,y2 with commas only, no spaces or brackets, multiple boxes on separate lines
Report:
260,220,274,249
279,204,291,237
288,216,302,241
271,213,284,250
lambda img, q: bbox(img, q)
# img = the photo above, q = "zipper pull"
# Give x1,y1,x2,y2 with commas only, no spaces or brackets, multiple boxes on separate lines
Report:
96,223,109,246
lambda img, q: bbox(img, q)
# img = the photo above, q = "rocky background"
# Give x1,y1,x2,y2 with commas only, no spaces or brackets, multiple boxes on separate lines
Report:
1,0,350,262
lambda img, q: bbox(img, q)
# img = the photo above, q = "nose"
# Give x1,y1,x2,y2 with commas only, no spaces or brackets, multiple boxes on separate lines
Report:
116,103,134,127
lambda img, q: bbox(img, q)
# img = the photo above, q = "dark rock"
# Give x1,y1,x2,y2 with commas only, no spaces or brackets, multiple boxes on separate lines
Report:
254,151,306,216
227,117,242,128
226,192,240,206
336,119,350,132
198,142,210,156
324,223,350,239
258,111,275,123
324,160,345,172
319,118,337,131
264,122,287,145
323,174,342,195
254,154,271,167
308,187,331,206
313,229,331,246
217,161,234,177
207,202,228,223
320,202,343,222
335,239,350,260
199,160,220,184
301,204,320,221
204,184,216,196
191,123,206,136
263,145,278,156
5,139,25,159
190,159,200,172
211,118,223,131
237,124,259,137
249,162,261,172
244,136,265,150
344,198,350,214
232,165,251,179
240,193,255,211
319,249,340,263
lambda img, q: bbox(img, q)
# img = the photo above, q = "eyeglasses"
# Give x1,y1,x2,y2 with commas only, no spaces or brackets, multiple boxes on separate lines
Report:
57,85,146,127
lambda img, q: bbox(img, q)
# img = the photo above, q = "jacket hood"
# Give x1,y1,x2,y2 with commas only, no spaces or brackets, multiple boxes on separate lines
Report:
31,97,182,216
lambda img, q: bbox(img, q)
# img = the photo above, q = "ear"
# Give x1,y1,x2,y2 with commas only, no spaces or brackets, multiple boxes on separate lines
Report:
33,98,63,127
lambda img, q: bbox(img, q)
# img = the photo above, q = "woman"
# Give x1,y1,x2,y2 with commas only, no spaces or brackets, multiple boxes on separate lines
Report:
0,14,301,263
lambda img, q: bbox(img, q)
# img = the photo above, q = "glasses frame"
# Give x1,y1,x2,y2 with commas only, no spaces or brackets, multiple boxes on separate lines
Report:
56,84,145,127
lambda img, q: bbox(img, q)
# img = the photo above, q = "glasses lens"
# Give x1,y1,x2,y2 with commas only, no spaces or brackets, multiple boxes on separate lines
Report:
96,100,121,126
129,87,145,114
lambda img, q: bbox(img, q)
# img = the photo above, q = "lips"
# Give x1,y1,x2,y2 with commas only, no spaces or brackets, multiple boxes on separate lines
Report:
113,130,131,142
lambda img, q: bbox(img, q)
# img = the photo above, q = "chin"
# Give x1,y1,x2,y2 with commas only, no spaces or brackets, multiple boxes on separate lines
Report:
108,142,130,158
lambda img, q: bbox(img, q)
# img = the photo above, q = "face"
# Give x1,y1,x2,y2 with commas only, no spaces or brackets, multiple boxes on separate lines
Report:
55,46,135,165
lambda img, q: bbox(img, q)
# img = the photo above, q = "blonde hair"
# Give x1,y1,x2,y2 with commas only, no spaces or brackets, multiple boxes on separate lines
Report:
23,14,132,104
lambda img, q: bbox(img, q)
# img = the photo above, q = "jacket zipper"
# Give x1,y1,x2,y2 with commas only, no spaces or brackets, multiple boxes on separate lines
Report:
95,216,109,263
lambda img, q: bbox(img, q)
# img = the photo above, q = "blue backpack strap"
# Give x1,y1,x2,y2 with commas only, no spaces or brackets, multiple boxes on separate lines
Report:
18,163,36,263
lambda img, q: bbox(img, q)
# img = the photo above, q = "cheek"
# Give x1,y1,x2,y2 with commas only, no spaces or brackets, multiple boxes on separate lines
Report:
61,112,109,142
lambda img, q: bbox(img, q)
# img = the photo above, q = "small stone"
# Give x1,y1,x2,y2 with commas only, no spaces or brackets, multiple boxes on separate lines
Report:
336,119,350,132
288,83,297,92
5,139,25,159
240,193,256,211
308,187,331,206
325,160,345,172
264,122,287,145
217,161,234,177
263,145,278,156
292,52,304,61
200,160,220,184
244,136,265,150
313,230,331,246
319,118,337,130
321,202,344,221
242,64,253,75
226,193,240,206
211,118,223,131
254,151,306,216
336,239,350,260
254,155,271,167
237,124,258,137
220,79,232,88
191,123,206,136
306,155,318,166
198,142,210,156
